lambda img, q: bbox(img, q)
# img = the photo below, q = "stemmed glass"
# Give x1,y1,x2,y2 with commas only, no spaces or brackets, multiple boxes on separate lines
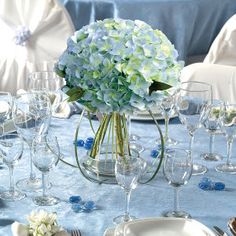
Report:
216,104,236,173
113,156,146,224
28,71,64,113
0,92,13,133
201,100,224,161
32,135,60,206
157,88,177,146
12,92,51,191
0,134,26,201
175,81,212,175
162,148,192,218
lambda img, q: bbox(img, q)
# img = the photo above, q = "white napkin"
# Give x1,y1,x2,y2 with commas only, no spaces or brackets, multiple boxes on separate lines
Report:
11,221,70,236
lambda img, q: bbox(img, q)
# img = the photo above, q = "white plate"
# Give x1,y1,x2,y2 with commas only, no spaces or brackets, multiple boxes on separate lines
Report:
104,218,215,236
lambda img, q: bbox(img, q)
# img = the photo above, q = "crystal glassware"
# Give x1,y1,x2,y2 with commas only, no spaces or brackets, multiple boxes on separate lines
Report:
28,71,64,113
113,156,146,224
175,81,212,175
162,148,192,218
201,99,224,161
12,92,51,191
216,104,236,173
156,89,178,146
32,135,60,206
0,134,26,201
0,92,13,132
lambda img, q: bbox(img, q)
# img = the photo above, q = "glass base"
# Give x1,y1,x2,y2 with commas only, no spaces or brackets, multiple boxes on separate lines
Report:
33,195,59,206
16,177,41,192
129,143,144,153
215,163,236,174
129,133,140,142
156,137,178,147
0,190,26,201
192,163,208,176
162,210,191,218
113,214,136,225
201,153,223,161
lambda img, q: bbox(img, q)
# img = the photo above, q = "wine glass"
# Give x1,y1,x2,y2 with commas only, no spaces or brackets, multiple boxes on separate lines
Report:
0,134,26,201
12,92,51,191
201,99,224,161
113,156,146,224
28,71,64,113
175,81,212,175
32,135,60,206
0,92,13,133
162,148,192,218
156,88,178,146
216,104,236,173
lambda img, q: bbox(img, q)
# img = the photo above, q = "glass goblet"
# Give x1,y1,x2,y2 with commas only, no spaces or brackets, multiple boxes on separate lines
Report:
216,104,236,173
32,135,60,206
0,134,26,201
113,156,146,224
162,148,192,218
28,71,64,113
201,99,224,161
175,81,212,175
12,92,51,191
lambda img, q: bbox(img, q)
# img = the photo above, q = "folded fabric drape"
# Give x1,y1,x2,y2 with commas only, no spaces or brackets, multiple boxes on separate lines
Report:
0,0,74,94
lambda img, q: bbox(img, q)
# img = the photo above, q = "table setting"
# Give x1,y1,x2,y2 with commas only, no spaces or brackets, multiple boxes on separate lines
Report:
1,17,236,236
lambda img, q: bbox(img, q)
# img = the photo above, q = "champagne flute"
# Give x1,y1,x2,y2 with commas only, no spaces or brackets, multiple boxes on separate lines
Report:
28,71,64,113
162,148,192,218
216,104,236,173
201,99,224,161
175,81,212,175
0,134,25,201
113,156,146,224
12,92,51,191
32,135,60,206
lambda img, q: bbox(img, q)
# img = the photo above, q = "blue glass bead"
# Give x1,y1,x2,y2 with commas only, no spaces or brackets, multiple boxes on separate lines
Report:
198,182,211,190
86,137,94,143
214,182,225,191
69,195,82,204
71,203,83,213
75,140,84,147
150,149,159,158
84,142,93,150
82,201,96,212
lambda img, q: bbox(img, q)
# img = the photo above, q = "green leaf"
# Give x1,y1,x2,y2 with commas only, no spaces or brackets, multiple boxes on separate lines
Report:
66,87,84,102
149,81,172,95
55,67,65,78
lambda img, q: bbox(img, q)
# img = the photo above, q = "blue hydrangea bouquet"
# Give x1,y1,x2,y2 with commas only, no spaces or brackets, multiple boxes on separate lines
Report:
55,18,182,182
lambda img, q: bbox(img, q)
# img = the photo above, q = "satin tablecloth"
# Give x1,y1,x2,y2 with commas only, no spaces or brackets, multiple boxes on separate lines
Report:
0,114,235,235
59,0,236,61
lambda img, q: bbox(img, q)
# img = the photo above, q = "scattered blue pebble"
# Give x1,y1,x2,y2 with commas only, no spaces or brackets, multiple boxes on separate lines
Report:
72,203,83,213
214,182,225,191
198,182,211,190
150,149,159,158
84,142,93,150
69,195,82,204
201,177,211,183
86,137,94,143
83,201,96,211
75,139,84,147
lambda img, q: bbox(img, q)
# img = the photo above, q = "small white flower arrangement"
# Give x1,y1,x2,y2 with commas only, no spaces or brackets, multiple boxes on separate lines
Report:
11,210,68,236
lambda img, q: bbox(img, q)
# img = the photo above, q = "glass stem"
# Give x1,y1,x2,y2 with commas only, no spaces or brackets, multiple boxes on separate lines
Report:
174,187,180,212
226,138,233,165
209,133,215,155
29,146,36,181
42,173,46,197
189,132,194,154
8,164,14,193
164,113,169,142
124,190,131,221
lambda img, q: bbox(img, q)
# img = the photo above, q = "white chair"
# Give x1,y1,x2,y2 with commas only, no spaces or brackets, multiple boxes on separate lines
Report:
180,14,236,103
0,0,74,94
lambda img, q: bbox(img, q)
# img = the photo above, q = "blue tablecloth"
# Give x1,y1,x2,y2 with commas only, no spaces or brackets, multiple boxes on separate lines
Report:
59,0,236,61
0,114,235,235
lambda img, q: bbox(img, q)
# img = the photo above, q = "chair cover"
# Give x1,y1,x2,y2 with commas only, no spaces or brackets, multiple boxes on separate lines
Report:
204,14,236,66
0,0,74,94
